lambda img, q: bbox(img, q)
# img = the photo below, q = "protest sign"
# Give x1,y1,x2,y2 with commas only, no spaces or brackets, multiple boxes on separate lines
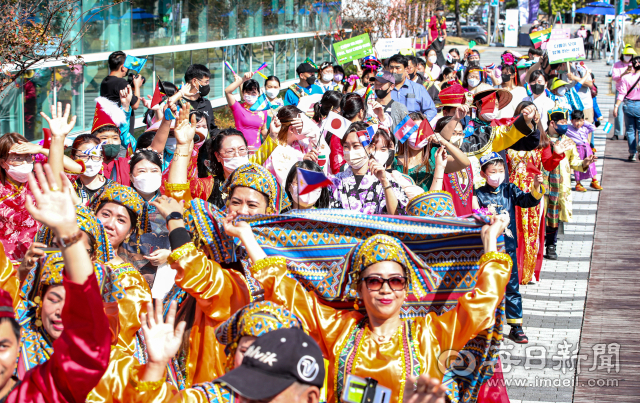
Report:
375,38,413,59
547,37,586,63
333,33,374,64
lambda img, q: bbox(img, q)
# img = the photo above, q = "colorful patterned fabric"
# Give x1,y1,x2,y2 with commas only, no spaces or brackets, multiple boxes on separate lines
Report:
36,205,115,264
221,162,290,214
215,301,301,369
0,180,39,261
545,165,561,228
406,191,457,218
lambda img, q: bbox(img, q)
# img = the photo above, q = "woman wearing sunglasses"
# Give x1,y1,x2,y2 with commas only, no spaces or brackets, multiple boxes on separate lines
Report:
222,212,512,403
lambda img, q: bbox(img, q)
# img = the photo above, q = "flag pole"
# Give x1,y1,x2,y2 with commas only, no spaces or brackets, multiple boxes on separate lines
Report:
296,166,301,210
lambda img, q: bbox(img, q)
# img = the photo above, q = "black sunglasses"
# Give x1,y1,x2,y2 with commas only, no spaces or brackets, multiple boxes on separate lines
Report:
362,275,407,291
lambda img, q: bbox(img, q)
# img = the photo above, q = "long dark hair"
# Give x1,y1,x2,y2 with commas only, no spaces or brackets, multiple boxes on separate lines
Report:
341,93,365,121
0,132,28,184
284,160,330,210
206,129,247,178
276,105,303,145
313,90,343,123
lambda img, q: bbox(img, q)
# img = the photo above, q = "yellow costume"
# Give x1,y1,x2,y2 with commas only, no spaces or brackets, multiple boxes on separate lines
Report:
250,235,512,403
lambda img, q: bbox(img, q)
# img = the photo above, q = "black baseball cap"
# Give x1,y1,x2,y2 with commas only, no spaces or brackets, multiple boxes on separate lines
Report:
296,63,317,75
214,328,325,400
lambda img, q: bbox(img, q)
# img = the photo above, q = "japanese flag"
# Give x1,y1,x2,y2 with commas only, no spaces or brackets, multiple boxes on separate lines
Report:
323,112,350,139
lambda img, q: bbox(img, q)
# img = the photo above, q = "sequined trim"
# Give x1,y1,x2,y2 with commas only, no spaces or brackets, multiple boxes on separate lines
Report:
128,365,166,392
250,256,286,274
167,243,197,265
165,182,190,191
478,251,512,271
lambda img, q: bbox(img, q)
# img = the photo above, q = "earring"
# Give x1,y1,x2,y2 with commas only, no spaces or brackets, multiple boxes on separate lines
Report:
353,296,359,310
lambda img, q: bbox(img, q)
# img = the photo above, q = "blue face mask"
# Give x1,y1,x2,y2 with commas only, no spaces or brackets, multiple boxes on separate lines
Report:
555,124,569,135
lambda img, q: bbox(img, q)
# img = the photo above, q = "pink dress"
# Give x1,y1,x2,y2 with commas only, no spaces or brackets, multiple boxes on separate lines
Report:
230,102,267,149
0,180,39,262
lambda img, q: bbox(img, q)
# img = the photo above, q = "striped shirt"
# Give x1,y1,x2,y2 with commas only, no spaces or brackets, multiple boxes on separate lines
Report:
616,70,640,101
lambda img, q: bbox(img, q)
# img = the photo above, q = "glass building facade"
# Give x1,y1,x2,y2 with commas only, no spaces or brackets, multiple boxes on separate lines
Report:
1,0,340,140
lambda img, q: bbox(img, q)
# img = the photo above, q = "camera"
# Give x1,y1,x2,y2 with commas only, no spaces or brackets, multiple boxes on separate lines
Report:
127,72,146,87
341,375,391,403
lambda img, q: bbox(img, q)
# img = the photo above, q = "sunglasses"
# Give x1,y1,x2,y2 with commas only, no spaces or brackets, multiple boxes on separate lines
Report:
362,275,407,291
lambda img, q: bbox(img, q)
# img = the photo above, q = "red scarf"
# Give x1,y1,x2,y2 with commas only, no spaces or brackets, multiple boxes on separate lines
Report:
102,157,131,187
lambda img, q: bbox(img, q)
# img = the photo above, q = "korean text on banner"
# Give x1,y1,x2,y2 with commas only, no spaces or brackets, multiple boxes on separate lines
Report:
375,38,413,59
333,33,374,64
547,37,586,64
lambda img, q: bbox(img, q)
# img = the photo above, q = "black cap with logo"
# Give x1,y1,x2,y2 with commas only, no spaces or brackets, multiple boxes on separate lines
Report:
214,328,325,400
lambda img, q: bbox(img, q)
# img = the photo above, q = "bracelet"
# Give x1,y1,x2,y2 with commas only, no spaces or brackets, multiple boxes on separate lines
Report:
434,177,443,180
251,256,286,274
174,153,191,158
383,184,393,190
167,243,196,265
54,229,83,248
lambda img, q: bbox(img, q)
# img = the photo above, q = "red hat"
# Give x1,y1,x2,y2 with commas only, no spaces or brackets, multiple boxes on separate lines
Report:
437,82,474,108
91,97,127,133
0,289,14,319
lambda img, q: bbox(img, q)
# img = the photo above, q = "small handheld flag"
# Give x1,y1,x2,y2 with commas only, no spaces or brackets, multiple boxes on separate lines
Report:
393,115,419,144
324,112,350,139
415,118,434,146
479,92,497,115
296,168,332,195
357,128,374,147
526,161,542,176
124,55,147,73
249,94,272,112
529,27,552,49
255,62,268,72
150,79,167,108
42,128,52,150
164,105,180,120
224,61,237,76
603,122,612,134
463,123,475,138
363,84,374,104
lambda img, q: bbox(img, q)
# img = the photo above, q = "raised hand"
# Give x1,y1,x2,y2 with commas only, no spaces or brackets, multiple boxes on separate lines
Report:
243,72,254,81
454,105,469,121
120,85,134,111
368,158,387,182
582,154,597,169
221,210,253,240
25,164,78,238
10,141,43,155
174,104,197,146
40,102,77,139
552,137,572,154
521,105,538,125
140,300,186,382
434,147,448,171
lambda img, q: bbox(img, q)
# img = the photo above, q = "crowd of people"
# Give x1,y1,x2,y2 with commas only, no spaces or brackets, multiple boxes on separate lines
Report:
0,37,623,403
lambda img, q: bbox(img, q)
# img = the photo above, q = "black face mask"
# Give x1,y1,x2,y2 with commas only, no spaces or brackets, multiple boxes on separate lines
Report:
306,75,316,86
198,84,210,97
502,73,512,83
530,83,545,95
375,89,389,99
409,72,416,79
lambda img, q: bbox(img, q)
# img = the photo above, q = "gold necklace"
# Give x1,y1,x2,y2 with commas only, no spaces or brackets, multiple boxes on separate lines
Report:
369,324,400,343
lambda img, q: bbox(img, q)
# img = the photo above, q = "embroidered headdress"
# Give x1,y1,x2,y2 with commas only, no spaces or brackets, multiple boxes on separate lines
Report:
547,103,570,122
221,162,291,214
95,184,150,240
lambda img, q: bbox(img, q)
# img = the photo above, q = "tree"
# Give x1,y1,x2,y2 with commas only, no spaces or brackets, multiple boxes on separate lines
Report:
444,0,481,35
0,0,123,92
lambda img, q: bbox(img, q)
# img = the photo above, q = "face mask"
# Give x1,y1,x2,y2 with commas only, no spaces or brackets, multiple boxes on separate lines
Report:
322,73,334,82
244,95,258,105
103,144,120,159
289,185,322,208
555,123,569,135
437,11,444,16
83,160,102,177
373,150,389,166
165,138,177,154
4,162,33,183
407,129,428,150
486,172,505,187
409,72,416,80
223,155,249,173
306,75,316,86
343,148,368,170
428,56,438,64
502,73,512,83
481,112,497,121
533,57,540,63
393,73,404,83
198,84,210,97
467,78,480,88
266,88,280,99
375,89,389,99
132,172,162,194
557,87,567,96
334,74,344,83
624,55,632,62
530,83,545,95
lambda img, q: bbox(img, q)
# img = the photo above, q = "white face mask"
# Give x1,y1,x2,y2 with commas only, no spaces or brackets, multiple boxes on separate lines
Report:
557,87,567,96
624,55,632,62
165,138,177,153
83,160,103,177
132,172,162,194
289,184,322,208
223,155,249,174
428,56,438,64
343,148,369,170
407,129,428,150
486,172,505,187
468,78,480,88
533,57,540,63
266,88,280,99
244,94,258,105
4,162,33,183
481,112,497,121
322,73,334,82
373,150,389,166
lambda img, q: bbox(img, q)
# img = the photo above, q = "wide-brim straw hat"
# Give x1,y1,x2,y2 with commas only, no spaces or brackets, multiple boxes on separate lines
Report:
471,83,513,111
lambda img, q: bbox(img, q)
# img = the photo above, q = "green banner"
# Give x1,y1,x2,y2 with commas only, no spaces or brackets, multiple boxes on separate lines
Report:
333,34,374,64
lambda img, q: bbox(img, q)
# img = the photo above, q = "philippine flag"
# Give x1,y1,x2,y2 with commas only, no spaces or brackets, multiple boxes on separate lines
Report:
296,168,333,195
393,115,419,144
324,112,350,139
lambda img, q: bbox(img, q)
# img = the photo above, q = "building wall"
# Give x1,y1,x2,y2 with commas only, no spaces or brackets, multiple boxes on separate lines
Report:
0,0,340,139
